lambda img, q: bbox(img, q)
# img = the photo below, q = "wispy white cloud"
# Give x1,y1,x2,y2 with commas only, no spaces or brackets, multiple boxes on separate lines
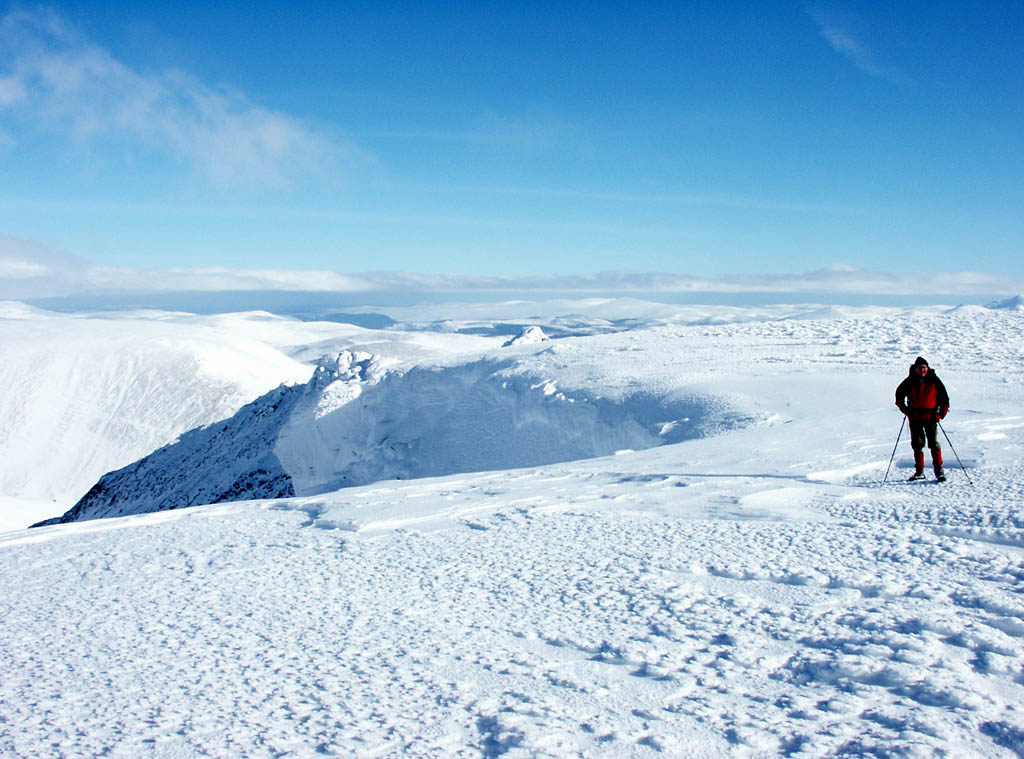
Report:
0,234,93,298
806,4,908,84
85,266,371,294
0,258,48,278
0,8,348,188
0,233,373,298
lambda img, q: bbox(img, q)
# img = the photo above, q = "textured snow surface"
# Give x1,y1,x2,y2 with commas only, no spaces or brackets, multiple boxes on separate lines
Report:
2,301,1024,758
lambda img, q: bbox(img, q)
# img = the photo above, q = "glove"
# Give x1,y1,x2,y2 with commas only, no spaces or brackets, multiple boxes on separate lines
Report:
896,402,908,414
938,405,948,419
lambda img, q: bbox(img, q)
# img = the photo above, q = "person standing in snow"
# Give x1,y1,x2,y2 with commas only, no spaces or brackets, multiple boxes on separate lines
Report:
894,356,950,481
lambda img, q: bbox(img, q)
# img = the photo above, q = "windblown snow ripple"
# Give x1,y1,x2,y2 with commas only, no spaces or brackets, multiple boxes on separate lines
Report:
39,352,752,524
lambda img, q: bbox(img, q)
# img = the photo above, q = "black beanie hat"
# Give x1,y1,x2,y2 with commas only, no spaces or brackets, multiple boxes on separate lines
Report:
914,356,929,367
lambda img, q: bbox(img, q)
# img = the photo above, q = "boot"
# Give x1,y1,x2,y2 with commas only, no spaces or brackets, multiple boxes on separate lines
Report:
932,448,945,482
908,450,926,481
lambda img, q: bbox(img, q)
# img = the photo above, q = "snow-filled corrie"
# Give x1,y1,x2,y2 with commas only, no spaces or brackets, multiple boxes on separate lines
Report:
40,347,752,524
1,301,1024,758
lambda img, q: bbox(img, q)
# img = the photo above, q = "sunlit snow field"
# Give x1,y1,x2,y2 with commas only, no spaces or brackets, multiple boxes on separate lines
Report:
2,297,1023,758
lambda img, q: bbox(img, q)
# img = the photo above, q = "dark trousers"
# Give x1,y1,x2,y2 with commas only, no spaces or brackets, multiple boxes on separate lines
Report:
909,419,940,452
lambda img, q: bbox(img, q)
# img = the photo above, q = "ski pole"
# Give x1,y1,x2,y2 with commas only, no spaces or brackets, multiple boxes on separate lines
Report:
938,420,974,486
882,414,906,485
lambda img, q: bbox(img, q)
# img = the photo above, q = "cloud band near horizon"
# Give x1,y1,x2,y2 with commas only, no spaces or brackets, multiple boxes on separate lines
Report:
1,234,1020,300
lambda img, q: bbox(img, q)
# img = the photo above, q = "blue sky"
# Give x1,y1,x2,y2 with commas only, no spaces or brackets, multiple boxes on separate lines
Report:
1,1,1022,282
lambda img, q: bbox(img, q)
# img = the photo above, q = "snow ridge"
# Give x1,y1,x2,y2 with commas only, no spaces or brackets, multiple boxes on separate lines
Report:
34,384,301,526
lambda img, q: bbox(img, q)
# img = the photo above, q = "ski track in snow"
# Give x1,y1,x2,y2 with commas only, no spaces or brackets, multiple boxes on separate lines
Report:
2,302,1024,757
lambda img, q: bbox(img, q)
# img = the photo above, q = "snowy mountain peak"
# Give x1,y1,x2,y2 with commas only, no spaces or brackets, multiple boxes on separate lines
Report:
502,325,550,347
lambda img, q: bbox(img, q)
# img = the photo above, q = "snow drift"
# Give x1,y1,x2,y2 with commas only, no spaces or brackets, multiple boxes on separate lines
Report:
38,349,747,524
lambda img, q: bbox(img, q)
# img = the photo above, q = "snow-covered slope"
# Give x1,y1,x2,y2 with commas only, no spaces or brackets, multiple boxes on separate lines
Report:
0,306,320,525
3,301,1024,758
